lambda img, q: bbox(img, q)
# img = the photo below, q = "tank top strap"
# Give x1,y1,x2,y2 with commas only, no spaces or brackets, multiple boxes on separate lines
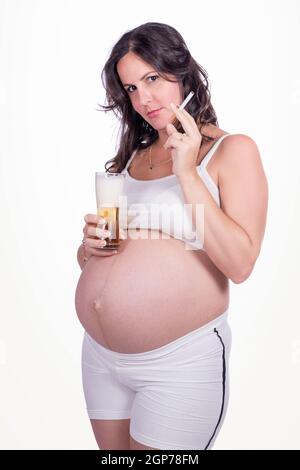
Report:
199,134,230,169
123,148,138,172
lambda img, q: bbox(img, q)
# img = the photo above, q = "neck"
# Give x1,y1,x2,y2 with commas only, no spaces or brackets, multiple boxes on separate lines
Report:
151,139,170,156
157,128,169,147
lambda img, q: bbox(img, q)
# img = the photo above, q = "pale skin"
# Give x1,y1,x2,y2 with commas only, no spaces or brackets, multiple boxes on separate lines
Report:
77,51,268,450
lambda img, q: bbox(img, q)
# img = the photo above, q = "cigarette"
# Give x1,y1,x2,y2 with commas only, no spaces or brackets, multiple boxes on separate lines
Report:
178,91,195,110
169,91,195,126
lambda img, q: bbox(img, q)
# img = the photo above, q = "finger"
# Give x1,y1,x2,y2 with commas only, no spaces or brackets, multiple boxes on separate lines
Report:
87,226,111,238
83,225,97,238
84,214,106,226
84,246,118,257
170,103,195,136
95,227,111,239
85,237,107,249
164,135,188,150
166,122,177,134
164,129,185,148
181,108,202,133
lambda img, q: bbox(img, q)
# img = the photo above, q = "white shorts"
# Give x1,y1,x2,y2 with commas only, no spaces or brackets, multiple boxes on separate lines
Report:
81,309,232,450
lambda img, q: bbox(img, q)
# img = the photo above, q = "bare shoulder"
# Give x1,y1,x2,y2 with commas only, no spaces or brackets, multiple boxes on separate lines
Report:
218,133,263,174
218,133,268,198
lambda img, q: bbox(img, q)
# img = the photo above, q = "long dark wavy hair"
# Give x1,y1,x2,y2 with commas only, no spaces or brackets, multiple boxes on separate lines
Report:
98,22,219,173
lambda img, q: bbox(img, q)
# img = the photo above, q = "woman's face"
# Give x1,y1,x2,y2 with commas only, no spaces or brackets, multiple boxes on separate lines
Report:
117,52,183,130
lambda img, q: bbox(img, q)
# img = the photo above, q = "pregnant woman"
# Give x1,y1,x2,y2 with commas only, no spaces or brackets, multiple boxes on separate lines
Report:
75,22,268,450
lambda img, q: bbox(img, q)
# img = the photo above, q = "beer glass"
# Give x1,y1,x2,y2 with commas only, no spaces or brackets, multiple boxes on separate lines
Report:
95,171,125,249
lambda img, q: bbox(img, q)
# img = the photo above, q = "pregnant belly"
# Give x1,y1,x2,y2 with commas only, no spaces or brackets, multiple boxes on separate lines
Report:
75,230,229,353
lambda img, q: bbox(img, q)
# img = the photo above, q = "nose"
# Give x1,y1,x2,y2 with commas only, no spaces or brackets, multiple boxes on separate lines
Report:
138,88,152,107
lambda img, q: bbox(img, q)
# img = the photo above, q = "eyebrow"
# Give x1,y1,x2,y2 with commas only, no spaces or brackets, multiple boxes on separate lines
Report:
122,71,157,87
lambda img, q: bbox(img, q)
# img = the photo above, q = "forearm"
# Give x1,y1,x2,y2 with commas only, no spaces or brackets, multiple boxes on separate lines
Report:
178,171,255,283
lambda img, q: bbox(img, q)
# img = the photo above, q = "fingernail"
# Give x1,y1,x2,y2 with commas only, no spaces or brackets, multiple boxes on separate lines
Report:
95,227,106,238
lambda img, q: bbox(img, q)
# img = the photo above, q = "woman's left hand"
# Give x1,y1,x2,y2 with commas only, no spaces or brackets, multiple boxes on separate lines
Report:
164,102,202,178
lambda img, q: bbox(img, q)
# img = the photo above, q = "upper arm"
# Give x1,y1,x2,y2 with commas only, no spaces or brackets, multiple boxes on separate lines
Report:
218,134,269,261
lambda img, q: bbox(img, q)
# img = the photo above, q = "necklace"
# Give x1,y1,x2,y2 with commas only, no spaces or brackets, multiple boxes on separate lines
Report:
148,144,172,170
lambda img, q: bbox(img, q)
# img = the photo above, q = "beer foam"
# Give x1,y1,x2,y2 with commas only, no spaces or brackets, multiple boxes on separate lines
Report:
95,173,124,207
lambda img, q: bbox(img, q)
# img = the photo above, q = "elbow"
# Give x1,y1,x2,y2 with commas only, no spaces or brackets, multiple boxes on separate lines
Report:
229,242,260,284
226,239,261,284
230,272,251,284
229,259,256,284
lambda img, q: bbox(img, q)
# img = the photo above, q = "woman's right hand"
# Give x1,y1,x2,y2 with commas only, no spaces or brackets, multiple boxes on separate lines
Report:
82,213,123,258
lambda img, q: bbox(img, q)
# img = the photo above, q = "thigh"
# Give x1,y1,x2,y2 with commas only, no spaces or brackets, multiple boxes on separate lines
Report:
129,323,232,450
82,333,136,420
91,418,131,450
129,434,158,450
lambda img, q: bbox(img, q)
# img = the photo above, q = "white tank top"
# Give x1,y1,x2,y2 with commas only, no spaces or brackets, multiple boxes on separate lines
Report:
120,134,230,251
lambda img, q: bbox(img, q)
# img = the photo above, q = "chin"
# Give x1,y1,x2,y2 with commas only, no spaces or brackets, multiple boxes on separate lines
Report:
150,125,165,133
149,118,168,129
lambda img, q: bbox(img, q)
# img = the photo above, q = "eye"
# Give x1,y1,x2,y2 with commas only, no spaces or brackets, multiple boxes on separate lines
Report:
125,75,159,94
125,85,136,94
148,75,159,83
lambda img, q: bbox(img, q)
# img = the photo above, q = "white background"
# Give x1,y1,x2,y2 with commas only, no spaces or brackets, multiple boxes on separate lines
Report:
0,0,299,450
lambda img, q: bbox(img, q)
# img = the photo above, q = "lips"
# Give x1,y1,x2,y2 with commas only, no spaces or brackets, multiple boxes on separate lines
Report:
147,108,162,118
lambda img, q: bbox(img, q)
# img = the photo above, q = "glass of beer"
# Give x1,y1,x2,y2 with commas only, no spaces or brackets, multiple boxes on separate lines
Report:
95,171,125,249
